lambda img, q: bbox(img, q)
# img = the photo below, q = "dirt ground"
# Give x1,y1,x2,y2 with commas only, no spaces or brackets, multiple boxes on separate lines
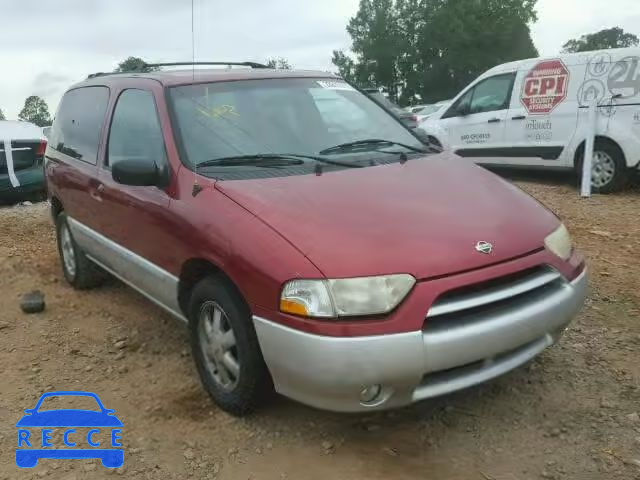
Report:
0,176,639,480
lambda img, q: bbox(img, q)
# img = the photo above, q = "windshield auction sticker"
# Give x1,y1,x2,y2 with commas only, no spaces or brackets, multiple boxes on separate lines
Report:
316,80,355,90
15,391,123,469
521,59,569,115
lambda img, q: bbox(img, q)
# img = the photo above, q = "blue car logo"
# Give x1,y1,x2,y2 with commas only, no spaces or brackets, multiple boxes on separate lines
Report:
16,391,123,468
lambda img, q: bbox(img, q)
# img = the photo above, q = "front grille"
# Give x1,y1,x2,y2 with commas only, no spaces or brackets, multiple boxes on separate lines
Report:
424,266,564,331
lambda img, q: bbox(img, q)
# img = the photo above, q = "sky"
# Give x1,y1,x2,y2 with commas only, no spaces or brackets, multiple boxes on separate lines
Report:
0,0,639,120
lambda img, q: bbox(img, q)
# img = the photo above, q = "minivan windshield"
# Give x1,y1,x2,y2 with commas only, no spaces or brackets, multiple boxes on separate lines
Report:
168,78,427,180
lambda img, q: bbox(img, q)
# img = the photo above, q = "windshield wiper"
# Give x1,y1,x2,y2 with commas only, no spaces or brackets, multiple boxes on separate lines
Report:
319,139,428,156
198,154,306,168
198,153,362,169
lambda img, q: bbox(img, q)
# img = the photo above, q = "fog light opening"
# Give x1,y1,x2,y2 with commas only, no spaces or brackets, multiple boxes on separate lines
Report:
359,384,383,405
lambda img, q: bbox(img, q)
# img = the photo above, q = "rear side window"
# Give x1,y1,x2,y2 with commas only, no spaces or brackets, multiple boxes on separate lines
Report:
50,87,109,165
107,89,166,168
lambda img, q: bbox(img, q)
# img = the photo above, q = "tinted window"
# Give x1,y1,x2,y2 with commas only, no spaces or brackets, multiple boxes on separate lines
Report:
50,87,109,164
107,89,166,168
469,74,515,114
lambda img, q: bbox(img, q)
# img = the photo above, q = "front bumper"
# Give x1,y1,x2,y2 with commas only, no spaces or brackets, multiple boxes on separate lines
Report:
254,268,587,412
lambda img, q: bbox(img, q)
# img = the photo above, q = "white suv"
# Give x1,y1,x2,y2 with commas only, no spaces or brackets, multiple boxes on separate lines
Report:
418,47,640,193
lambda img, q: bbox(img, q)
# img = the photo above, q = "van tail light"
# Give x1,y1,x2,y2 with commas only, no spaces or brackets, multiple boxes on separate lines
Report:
410,114,418,122
35,140,47,157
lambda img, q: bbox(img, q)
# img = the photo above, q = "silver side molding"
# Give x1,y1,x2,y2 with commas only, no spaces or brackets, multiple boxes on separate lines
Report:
67,217,187,322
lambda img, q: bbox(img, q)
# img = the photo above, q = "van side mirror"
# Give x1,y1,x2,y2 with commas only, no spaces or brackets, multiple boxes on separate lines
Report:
112,159,162,187
456,102,470,116
442,101,469,119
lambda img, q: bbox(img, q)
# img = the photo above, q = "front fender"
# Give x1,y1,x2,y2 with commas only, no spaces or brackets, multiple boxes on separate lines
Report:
417,122,451,151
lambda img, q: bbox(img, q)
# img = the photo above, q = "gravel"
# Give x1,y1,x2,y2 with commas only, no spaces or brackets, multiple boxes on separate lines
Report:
0,178,639,479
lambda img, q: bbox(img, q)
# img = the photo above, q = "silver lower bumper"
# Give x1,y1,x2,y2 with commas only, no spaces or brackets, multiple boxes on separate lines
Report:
254,269,587,412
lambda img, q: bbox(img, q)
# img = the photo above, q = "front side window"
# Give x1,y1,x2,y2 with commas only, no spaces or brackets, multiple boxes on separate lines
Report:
469,74,515,114
168,78,426,180
443,73,515,118
107,89,166,168
50,87,109,164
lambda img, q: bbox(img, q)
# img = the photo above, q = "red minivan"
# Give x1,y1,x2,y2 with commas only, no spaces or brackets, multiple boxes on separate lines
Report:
45,63,587,415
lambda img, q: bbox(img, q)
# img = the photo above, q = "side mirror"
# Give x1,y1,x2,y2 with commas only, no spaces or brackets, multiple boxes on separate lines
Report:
456,103,471,116
112,159,161,187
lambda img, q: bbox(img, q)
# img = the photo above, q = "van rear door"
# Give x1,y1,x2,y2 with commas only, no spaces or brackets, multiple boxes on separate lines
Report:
494,58,583,168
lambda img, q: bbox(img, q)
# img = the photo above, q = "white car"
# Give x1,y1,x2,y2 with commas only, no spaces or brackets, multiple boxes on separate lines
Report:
414,101,450,124
418,47,640,193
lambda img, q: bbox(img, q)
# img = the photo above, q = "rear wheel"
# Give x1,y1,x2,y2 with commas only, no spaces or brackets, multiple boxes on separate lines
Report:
188,276,272,416
577,140,628,194
55,213,106,289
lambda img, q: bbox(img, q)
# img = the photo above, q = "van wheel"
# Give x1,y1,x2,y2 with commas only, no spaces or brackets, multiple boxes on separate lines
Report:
577,141,628,194
55,213,106,289
188,276,272,416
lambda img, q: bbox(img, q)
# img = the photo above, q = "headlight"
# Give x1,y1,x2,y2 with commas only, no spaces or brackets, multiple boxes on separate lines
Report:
544,224,573,260
280,274,416,318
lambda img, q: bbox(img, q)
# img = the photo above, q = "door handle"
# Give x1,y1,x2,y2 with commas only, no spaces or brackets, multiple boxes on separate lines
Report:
511,115,527,120
487,118,501,123
90,183,104,202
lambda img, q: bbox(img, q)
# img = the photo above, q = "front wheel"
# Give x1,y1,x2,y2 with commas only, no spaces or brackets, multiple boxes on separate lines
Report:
188,276,272,416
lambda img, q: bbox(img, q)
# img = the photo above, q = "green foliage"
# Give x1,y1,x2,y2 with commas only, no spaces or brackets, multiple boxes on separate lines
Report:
561,27,639,53
18,96,51,127
115,57,159,73
0,108,5,121
334,0,539,106
265,57,292,69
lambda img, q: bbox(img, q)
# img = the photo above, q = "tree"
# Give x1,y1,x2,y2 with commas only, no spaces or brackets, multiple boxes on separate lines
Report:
18,96,51,127
341,0,402,100
561,27,639,53
115,56,158,73
332,51,358,83
0,108,5,121
265,57,292,69
333,0,539,105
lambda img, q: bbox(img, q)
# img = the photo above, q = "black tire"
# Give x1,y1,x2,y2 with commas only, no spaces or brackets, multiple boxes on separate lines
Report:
55,212,106,289
188,276,272,416
576,140,628,194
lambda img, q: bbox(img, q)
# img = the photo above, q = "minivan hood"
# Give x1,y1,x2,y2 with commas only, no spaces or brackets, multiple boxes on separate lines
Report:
216,154,559,280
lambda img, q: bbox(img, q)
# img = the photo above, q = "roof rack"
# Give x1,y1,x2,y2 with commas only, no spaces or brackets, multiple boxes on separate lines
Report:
144,61,269,69
86,61,269,79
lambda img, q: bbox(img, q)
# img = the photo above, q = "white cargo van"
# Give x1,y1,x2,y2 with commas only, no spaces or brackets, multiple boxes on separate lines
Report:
418,47,640,193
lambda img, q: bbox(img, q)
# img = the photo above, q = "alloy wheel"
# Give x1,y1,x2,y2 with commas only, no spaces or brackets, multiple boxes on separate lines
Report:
198,301,240,391
60,224,77,278
591,150,616,188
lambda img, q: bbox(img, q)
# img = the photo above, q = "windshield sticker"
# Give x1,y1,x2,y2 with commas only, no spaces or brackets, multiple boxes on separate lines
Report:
316,80,354,91
461,133,490,144
197,104,239,119
521,59,569,115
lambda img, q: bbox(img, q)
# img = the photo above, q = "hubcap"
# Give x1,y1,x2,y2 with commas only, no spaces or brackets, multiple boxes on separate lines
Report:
60,224,77,278
198,301,239,391
591,151,616,188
